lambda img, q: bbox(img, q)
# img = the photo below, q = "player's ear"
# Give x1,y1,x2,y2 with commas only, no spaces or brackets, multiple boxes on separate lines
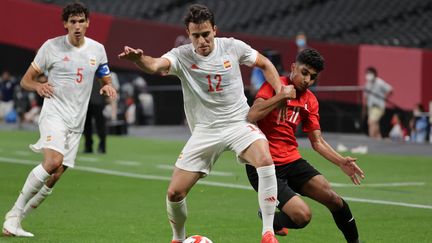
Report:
86,19,90,28
213,25,217,36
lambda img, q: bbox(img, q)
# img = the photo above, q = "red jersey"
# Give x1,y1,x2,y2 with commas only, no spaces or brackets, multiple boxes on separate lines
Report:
256,76,321,165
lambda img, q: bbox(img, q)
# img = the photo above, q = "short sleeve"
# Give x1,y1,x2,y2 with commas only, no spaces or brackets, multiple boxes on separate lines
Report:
233,39,258,67
31,40,50,73
99,45,108,65
255,82,275,100
302,94,321,132
162,47,180,75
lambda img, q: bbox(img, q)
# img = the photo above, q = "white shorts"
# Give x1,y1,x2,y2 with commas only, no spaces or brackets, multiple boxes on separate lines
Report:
29,115,81,168
175,121,267,175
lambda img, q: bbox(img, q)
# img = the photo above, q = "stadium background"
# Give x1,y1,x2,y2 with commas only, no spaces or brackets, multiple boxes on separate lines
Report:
1,0,432,136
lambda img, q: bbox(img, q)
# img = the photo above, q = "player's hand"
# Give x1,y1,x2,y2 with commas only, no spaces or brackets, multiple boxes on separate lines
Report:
276,85,296,124
280,85,296,99
339,157,365,185
118,46,143,63
35,82,54,98
100,84,118,99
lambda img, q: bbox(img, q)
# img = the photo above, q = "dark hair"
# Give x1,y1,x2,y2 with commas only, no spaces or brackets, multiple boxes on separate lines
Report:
296,48,325,72
366,66,378,76
62,2,89,22
184,4,215,28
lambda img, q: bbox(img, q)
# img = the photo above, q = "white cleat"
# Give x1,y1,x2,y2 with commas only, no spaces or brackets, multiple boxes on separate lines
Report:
2,210,34,237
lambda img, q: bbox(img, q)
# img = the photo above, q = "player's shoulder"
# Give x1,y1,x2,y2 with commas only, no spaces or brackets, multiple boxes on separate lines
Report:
304,89,319,105
84,37,105,49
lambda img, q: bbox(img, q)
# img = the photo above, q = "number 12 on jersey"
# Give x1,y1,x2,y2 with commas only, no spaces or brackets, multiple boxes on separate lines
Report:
207,74,223,92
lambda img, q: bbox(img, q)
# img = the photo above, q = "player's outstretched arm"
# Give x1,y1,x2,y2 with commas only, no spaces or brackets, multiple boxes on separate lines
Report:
247,85,296,123
20,65,54,98
118,46,170,74
308,130,365,184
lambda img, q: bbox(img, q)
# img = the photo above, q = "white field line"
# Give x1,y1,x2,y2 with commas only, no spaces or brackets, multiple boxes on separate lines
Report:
78,157,100,163
331,182,426,188
13,150,32,156
114,160,141,166
0,156,431,210
157,164,234,177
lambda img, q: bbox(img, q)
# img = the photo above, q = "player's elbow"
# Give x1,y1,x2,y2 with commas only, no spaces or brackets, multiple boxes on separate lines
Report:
247,111,261,123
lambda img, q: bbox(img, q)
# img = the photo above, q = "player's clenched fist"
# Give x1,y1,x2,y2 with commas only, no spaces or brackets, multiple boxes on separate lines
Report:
280,84,296,99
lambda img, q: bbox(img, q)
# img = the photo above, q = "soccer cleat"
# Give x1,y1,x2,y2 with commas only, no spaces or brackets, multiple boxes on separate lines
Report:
2,210,34,237
261,231,279,243
274,227,288,236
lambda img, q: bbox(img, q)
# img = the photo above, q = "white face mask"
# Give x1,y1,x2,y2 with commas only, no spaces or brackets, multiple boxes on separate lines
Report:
365,73,375,82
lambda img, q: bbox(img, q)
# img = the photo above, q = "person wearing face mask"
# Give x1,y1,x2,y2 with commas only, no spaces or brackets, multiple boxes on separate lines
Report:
364,67,393,139
245,49,364,243
295,32,308,53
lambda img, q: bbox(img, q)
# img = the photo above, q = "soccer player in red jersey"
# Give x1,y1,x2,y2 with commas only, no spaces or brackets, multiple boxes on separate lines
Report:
246,48,365,243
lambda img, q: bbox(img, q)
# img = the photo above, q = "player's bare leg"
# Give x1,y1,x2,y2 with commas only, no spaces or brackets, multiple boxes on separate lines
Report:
3,148,63,237
241,139,278,243
166,167,202,243
301,175,359,243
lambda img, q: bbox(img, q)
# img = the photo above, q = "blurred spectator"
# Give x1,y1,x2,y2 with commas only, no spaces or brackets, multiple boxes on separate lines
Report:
364,66,393,139
83,78,109,154
295,32,308,53
410,104,429,143
0,70,17,121
389,113,408,141
132,76,154,125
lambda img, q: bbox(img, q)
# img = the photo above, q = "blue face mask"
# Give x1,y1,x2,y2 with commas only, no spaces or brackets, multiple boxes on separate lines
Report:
296,38,306,47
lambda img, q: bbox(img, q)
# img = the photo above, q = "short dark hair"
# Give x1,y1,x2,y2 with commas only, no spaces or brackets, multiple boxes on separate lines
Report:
366,66,378,76
184,4,215,28
296,48,325,72
62,2,89,22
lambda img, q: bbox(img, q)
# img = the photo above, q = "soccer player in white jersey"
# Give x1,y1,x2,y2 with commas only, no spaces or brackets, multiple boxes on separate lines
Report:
119,4,295,243
2,2,117,237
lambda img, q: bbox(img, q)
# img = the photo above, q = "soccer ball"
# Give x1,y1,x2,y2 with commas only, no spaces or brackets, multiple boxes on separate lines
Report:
184,235,213,243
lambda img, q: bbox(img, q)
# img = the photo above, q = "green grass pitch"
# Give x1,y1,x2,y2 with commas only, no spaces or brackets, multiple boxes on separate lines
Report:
0,130,431,242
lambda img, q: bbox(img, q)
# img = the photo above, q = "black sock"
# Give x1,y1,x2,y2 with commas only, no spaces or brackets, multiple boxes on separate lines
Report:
274,211,304,229
331,199,359,242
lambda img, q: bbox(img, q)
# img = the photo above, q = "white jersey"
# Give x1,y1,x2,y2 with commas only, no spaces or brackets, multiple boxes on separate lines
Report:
32,35,109,132
162,37,258,131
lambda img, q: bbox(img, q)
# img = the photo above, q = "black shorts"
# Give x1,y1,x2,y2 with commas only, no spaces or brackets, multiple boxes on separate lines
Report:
245,158,321,210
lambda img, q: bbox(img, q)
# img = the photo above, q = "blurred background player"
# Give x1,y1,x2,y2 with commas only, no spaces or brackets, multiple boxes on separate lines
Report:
246,49,364,243
2,2,117,237
363,66,393,139
118,4,294,243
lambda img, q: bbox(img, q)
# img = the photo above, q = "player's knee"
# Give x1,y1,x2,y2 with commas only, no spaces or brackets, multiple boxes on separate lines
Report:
291,207,311,228
167,188,186,202
254,154,273,168
43,158,63,173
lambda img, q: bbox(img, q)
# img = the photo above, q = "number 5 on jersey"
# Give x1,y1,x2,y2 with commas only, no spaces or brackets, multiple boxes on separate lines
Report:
76,67,84,83
207,74,223,92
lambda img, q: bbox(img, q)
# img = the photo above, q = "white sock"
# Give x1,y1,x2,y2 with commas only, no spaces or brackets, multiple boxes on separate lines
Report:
257,165,277,235
12,164,50,213
22,184,53,218
166,197,187,241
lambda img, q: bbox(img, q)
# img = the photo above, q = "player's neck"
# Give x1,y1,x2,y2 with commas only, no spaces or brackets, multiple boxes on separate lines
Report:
68,35,86,48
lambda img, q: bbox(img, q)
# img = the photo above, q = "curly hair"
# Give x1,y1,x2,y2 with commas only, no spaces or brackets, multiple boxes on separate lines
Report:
296,48,325,72
184,4,215,28
62,2,89,22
